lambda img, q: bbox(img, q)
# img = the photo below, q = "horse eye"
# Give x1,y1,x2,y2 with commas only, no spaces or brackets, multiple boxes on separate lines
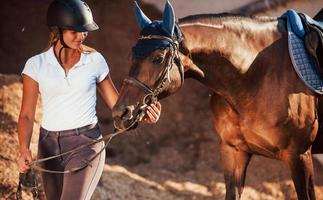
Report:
152,55,164,64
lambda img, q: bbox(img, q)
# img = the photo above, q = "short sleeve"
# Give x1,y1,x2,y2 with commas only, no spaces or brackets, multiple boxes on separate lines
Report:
95,52,110,83
21,57,39,83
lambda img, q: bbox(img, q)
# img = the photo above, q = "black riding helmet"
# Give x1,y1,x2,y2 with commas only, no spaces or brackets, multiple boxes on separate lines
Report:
47,0,99,32
46,0,98,64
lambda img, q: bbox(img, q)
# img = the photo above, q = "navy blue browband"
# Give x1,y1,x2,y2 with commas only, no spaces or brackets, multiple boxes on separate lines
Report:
132,21,183,59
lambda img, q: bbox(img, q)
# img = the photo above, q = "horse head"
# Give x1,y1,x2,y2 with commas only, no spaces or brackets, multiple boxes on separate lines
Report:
112,1,192,130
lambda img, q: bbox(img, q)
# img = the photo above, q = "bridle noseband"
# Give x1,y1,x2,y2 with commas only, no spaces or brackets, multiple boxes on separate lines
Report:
123,34,184,119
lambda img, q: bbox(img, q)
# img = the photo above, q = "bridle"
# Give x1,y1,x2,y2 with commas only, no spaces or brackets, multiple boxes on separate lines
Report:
123,34,184,116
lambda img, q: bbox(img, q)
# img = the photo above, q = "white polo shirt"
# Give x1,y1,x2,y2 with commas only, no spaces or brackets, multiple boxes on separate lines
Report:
22,47,109,131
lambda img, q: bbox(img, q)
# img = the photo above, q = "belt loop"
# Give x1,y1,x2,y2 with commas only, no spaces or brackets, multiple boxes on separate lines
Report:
40,127,50,138
76,128,80,135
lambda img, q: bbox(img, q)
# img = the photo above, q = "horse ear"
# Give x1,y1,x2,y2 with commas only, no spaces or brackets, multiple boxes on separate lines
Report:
133,1,152,30
162,1,175,36
313,9,323,21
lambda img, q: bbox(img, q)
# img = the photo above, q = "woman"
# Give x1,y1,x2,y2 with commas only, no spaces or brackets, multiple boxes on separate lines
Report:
17,0,161,199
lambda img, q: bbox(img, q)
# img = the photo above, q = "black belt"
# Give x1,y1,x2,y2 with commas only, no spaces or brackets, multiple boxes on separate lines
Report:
40,123,99,136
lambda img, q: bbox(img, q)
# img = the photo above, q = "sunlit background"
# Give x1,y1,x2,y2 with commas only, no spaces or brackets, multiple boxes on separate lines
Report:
1,0,323,199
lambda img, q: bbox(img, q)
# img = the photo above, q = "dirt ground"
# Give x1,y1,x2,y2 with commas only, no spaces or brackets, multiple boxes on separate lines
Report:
1,0,323,200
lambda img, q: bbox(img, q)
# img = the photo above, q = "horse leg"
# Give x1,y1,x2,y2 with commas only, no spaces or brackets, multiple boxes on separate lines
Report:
220,143,252,200
287,149,316,200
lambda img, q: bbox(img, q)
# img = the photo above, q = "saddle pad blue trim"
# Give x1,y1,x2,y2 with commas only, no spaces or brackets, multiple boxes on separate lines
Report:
287,20,323,94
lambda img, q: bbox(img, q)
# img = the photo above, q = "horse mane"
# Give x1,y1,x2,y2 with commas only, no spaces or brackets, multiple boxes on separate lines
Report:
179,13,277,24
178,13,278,33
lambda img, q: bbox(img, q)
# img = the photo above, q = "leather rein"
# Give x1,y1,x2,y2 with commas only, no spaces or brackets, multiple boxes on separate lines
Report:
16,118,139,199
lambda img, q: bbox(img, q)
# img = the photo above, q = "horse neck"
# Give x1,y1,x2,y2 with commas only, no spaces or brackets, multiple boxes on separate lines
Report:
179,18,283,97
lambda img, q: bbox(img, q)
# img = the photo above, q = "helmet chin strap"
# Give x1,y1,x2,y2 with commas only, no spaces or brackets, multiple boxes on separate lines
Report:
57,28,71,66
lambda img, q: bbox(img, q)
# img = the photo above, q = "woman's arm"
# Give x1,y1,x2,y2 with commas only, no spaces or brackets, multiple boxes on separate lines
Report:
17,75,39,172
96,74,119,109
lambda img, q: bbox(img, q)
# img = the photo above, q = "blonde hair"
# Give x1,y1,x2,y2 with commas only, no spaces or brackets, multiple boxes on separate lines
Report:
43,27,96,54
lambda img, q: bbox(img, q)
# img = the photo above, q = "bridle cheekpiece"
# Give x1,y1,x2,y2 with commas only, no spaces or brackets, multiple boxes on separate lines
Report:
123,33,184,121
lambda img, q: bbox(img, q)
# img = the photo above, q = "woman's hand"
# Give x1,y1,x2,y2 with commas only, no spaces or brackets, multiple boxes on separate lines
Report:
18,149,32,173
143,102,161,124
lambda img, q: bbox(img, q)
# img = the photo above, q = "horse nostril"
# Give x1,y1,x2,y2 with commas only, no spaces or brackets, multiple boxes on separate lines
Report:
112,105,125,118
112,105,134,120
121,106,134,120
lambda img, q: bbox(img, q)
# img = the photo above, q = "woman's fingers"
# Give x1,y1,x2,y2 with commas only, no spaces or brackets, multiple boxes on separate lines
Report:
142,102,161,124
147,107,158,119
18,158,30,173
147,110,155,121
150,104,160,116
143,108,156,124
155,101,161,110
18,150,32,173
147,103,161,122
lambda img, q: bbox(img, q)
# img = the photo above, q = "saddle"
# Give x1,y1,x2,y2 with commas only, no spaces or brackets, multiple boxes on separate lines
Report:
301,10,323,76
285,9,323,74
282,9,323,94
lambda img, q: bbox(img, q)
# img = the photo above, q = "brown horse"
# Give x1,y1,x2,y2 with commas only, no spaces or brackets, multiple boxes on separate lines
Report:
112,2,323,200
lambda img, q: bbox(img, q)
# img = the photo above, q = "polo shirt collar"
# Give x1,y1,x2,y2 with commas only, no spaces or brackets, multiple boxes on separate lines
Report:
45,46,91,67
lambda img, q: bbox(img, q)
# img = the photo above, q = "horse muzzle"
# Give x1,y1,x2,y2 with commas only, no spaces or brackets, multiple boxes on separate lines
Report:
112,104,141,130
